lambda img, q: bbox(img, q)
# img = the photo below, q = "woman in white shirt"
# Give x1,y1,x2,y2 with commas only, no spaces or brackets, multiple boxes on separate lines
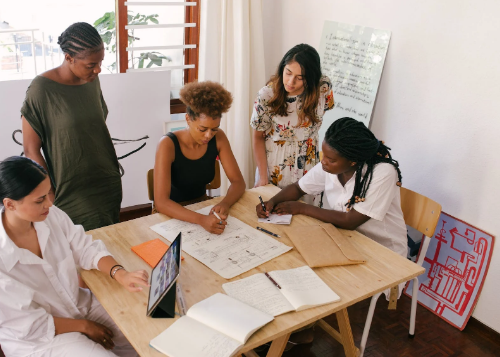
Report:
256,117,407,258
0,156,149,357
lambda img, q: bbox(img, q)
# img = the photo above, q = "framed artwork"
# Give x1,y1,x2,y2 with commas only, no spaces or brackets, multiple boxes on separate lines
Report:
404,212,494,330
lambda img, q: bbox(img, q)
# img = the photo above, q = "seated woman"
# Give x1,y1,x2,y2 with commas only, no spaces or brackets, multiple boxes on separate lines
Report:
154,81,246,234
256,117,407,258
0,156,148,357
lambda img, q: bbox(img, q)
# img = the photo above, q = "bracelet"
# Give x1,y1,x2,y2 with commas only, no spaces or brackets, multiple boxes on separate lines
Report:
111,266,125,279
109,264,123,279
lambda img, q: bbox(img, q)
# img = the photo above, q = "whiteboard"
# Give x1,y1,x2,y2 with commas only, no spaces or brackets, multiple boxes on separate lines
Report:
318,21,391,146
0,71,171,208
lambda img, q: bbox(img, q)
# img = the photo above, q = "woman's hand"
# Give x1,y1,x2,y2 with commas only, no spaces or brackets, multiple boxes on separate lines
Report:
273,201,306,215
211,202,230,220
256,199,275,218
83,320,115,350
201,214,227,234
114,269,149,292
254,177,269,188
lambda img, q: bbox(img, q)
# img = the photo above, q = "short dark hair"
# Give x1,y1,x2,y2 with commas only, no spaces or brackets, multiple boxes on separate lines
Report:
0,156,48,205
179,81,233,119
58,22,103,58
324,117,402,210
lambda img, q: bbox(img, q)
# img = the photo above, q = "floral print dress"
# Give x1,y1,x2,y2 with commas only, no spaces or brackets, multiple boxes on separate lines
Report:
251,76,334,190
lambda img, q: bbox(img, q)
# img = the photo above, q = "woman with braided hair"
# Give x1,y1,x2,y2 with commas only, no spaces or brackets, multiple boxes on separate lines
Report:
21,22,122,231
256,117,407,258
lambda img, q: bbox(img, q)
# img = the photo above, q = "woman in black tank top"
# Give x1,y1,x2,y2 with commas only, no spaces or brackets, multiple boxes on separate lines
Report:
153,81,246,234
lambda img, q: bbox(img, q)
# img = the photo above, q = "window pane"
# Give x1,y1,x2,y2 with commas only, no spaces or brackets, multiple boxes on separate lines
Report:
0,0,116,81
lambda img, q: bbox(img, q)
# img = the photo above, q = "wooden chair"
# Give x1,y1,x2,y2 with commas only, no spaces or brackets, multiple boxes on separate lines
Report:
357,187,442,356
147,160,221,205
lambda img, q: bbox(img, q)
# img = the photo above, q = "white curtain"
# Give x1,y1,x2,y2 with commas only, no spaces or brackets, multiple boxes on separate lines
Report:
199,0,266,193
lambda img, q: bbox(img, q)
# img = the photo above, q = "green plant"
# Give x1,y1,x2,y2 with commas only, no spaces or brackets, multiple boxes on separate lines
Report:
94,11,171,72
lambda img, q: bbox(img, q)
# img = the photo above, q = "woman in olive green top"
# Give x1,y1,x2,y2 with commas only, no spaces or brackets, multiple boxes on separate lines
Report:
21,22,122,231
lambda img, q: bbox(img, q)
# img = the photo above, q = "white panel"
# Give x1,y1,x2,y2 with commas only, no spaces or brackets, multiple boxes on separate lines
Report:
0,72,171,208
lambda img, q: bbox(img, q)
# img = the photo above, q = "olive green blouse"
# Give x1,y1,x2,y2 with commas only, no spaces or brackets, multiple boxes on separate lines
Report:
21,75,122,231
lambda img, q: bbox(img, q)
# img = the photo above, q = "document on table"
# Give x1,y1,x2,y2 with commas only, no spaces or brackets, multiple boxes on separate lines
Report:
150,206,292,279
258,213,292,225
223,266,340,316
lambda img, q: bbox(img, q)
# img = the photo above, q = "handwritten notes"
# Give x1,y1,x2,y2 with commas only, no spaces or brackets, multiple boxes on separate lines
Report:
318,21,391,144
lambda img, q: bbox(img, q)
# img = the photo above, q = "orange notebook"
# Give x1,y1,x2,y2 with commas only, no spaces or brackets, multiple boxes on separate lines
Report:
131,239,183,268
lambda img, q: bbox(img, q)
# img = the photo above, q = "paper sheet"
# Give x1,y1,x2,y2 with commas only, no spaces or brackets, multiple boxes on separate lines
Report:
258,214,292,225
222,274,295,317
150,206,292,279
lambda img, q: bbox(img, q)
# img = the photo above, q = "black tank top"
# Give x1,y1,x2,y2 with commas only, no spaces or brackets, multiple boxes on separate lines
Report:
166,132,219,203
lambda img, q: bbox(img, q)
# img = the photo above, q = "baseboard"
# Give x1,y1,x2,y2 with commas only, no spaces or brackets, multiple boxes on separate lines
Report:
119,203,152,222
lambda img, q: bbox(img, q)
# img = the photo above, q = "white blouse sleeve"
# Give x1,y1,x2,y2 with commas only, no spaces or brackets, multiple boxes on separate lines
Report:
353,163,399,221
298,163,327,195
51,206,111,271
0,275,55,342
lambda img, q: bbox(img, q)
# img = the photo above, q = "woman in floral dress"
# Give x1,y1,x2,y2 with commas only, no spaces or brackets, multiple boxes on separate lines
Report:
251,44,334,197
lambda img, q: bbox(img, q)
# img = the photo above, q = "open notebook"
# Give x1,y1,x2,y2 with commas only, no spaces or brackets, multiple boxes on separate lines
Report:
222,266,340,317
150,293,273,357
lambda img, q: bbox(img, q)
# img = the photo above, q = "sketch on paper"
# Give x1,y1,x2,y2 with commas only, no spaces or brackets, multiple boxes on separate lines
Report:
150,206,292,279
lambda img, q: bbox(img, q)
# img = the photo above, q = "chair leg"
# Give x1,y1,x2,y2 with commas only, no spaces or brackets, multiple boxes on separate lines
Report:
409,234,431,338
359,292,382,357
409,276,419,337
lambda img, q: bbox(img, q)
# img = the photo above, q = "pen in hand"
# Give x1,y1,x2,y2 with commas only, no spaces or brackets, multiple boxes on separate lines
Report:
258,195,268,215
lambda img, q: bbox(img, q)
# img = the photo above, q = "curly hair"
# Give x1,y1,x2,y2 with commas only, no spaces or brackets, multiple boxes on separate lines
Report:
179,81,233,119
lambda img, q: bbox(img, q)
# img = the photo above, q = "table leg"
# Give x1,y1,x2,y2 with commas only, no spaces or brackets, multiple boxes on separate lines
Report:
336,308,357,357
266,332,292,357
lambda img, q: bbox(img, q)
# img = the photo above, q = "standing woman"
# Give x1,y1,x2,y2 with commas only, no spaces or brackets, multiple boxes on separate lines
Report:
251,44,334,192
21,22,121,231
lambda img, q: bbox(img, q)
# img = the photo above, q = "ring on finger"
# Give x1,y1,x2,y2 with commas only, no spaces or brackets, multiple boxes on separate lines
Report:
103,339,107,343
219,220,223,225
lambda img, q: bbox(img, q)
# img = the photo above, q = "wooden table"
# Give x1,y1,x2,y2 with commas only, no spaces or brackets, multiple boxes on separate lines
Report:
81,185,424,357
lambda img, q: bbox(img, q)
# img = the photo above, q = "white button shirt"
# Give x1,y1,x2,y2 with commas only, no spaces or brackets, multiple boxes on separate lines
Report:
0,205,111,357
298,162,407,258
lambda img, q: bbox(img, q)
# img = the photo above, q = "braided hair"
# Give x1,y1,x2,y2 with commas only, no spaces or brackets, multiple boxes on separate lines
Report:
324,117,402,211
58,22,103,58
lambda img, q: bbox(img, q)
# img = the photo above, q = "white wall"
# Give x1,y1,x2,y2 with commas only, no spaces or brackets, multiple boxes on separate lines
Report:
262,0,500,332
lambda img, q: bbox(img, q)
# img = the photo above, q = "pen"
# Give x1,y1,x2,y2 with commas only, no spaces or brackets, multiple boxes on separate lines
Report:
258,195,267,213
176,282,187,316
265,272,281,289
256,226,281,238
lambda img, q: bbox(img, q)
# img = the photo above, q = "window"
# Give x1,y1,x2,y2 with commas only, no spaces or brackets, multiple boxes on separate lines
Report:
116,0,200,113
0,0,116,81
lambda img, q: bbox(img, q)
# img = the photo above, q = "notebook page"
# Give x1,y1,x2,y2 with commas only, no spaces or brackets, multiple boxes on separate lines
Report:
258,213,292,225
222,273,295,316
150,316,241,357
270,266,340,311
187,293,274,344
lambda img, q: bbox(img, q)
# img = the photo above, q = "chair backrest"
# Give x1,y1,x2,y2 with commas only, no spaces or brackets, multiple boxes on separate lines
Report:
400,187,442,238
147,160,221,201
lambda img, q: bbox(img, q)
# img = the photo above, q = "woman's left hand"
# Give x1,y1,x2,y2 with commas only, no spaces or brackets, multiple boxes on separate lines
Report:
211,202,230,220
273,201,306,215
114,270,149,293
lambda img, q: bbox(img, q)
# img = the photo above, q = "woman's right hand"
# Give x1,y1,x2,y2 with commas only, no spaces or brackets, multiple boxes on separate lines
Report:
83,320,115,350
254,177,269,188
201,214,227,234
256,199,275,218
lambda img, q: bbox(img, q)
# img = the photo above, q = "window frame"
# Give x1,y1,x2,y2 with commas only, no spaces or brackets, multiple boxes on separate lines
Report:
116,0,200,114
